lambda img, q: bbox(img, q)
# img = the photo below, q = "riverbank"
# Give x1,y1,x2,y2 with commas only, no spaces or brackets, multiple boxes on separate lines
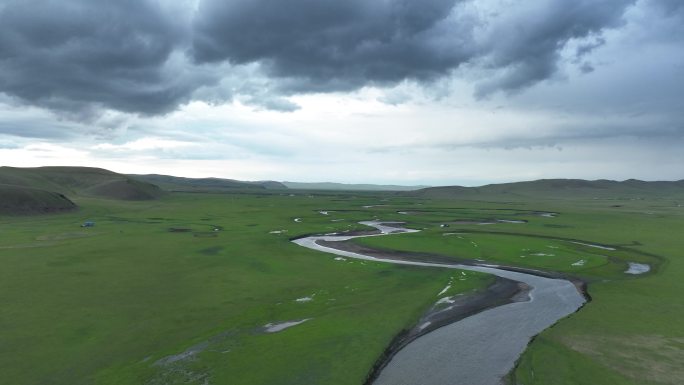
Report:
318,237,592,384
318,238,589,298
363,276,528,385
293,222,587,385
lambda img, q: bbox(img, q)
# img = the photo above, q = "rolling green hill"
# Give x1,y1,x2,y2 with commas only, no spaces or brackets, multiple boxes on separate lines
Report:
0,184,77,215
128,174,287,192
0,167,165,202
412,179,684,200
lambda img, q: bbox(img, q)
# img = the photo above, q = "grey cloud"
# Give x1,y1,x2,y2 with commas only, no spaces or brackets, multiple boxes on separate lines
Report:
0,0,211,116
657,0,684,13
192,0,470,91
0,142,21,149
366,115,684,154
378,89,414,105
0,0,663,118
575,37,606,58
0,119,77,140
193,0,635,97
579,62,595,73
474,0,634,96
248,96,300,112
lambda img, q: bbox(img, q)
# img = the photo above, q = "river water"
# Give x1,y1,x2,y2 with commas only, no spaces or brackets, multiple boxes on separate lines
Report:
293,221,586,385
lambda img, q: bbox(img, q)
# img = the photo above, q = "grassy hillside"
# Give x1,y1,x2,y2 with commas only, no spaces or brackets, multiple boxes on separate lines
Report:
0,167,164,201
413,179,684,200
1,172,682,384
129,174,287,192
0,184,77,215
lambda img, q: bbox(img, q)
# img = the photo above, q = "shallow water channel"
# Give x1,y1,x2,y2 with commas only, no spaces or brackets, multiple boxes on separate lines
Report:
293,221,586,385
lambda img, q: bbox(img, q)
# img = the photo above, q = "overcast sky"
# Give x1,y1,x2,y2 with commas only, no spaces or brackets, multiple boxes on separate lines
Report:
0,0,682,186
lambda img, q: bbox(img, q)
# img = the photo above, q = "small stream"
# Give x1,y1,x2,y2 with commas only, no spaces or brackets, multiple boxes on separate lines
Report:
293,221,586,385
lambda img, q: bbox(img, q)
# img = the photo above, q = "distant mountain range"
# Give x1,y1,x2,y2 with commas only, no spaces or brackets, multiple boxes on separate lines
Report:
2,166,684,215
128,175,429,192
410,179,684,200
128,174,287,192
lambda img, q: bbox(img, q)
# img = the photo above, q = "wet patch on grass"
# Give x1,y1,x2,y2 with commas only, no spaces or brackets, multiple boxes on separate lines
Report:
625,262,650,274
262,319,312,333
193,232,218,238
149,330,242,385
544,224,571,228
199,246,224,256
168,227,192,233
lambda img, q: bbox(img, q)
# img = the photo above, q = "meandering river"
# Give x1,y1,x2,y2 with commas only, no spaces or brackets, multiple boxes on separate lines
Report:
293,221,586,385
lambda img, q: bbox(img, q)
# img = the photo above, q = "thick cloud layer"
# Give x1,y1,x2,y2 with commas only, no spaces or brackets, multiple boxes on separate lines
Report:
192,0,470,90
0,0,201,116
193,0,634,95
473,0,634,95
0,0,667,116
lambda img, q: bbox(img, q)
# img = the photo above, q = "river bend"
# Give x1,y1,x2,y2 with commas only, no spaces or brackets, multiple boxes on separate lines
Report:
293,221,586,385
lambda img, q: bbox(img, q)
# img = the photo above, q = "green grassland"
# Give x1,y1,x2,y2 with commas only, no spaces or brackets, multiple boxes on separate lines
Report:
0,192,490,385
1,186,682,385
352,197,684,385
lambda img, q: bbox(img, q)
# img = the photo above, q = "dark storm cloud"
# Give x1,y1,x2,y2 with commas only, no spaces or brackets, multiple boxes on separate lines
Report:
0,0,210,116
192,0,470,91
192,0,635,95
657,0,684,13
473,0,634,96
0,0,648,117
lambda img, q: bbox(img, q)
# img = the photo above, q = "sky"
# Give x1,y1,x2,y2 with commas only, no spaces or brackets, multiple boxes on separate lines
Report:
0,0,682,186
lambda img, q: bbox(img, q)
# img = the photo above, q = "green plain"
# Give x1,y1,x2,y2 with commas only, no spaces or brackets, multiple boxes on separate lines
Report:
0,193,486,385
1,191,682,384
354,197,683,385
